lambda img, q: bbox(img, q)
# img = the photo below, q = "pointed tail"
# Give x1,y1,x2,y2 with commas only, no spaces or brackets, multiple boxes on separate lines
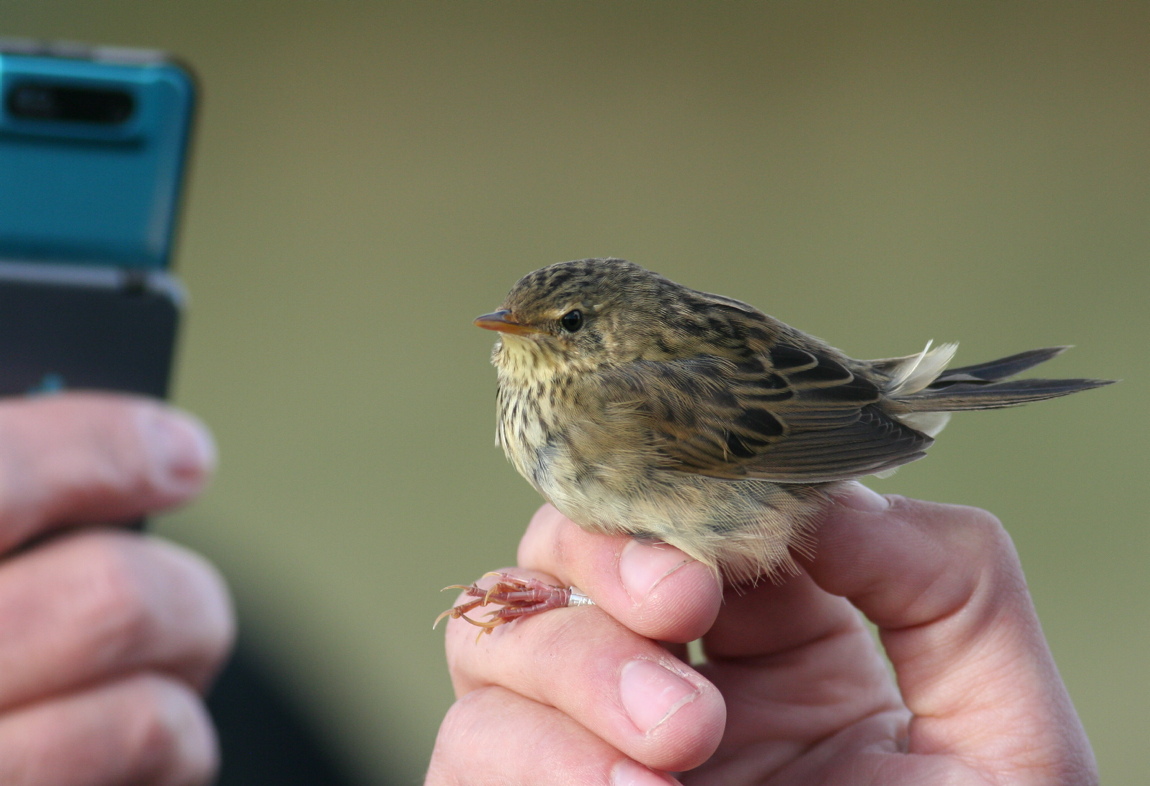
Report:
894,346,1115,412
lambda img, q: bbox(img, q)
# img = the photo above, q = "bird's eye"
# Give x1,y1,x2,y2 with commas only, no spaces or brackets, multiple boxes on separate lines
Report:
559,310,584,333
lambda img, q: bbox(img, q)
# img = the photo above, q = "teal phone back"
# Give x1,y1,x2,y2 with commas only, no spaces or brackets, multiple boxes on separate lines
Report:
0,45,195,269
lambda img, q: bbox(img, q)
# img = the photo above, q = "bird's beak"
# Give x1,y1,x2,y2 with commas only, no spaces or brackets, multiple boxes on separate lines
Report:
474,310,539,336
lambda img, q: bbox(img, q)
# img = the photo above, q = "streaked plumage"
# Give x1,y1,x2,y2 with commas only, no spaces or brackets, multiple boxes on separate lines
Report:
476,258,1112,585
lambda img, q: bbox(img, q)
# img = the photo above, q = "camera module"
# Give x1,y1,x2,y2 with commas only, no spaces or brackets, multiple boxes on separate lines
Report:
5,82,134,124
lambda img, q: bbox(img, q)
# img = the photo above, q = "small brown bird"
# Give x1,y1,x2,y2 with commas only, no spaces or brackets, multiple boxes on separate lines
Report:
439,258,1112,632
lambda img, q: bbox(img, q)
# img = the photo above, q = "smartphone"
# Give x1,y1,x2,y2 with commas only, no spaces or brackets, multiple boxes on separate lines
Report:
0,39,196,400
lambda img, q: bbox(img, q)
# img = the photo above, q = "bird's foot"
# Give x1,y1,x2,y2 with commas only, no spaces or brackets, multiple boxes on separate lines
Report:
434,572,592,639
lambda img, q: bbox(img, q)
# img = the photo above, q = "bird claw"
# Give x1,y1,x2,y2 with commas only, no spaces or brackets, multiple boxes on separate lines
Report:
434,572,580,639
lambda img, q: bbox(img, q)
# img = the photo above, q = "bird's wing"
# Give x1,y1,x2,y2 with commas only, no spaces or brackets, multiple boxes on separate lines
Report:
600,344,933,483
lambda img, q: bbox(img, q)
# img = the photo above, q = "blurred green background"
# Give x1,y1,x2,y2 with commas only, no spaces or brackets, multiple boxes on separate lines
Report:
5,2,1147,783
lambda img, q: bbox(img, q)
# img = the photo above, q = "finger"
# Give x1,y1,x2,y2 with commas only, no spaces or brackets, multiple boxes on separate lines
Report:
696,571,901,751
704,567,863,659
517,505,722,643
444,574,725,774
0,529,235,710
0,393,216,553
806,484,1097,780
428,686,681,786
0,673,217,786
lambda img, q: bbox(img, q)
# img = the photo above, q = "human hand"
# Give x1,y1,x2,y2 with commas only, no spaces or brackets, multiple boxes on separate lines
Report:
0,393,234,786
429,484,1097,785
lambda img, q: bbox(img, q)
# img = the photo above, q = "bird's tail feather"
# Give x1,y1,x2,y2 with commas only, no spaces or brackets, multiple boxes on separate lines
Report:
887,344,1113,413
932,346,1073,385
898,376,1114,412
879,344,1112,456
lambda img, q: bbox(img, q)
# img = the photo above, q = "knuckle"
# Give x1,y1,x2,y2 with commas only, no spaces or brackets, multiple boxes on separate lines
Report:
55,398,150,496
952,504,1017,565
962,504,1006,538
58,535,234,694
912,501,1025,623
125,676,218,785
430,688,619,786
0,395,163,542
516,504,564,567
438,687,492,733
427,689,506,784
0,676,216,786
71,539,154,665
894,496,1011,559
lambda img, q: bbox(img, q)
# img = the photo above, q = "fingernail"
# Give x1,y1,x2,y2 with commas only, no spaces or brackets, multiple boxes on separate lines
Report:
834,482,889,512
611,758,677,786
619,658,699,734
619,539,693,603
141,407,217,488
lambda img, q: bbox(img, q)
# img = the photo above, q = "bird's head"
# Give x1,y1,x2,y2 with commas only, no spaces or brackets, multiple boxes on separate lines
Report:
476,258,731,374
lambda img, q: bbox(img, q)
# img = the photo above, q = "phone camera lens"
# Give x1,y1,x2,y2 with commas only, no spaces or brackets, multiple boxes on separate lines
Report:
6,82,134,124
7,84,55,116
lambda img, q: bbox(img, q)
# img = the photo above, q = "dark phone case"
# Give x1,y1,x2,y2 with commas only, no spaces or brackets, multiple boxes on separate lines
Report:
0,271,179,399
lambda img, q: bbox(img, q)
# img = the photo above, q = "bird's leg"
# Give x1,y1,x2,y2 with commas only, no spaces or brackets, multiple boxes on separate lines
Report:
434,572,593,637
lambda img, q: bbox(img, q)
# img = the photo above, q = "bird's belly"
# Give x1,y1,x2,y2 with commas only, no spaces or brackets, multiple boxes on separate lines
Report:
502,423,674,536
538,462,770,538
549,460,828,584
531,446,825,583
496,390,825,581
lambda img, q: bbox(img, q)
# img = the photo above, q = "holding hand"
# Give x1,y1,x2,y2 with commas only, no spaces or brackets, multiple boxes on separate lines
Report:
0,394,233,786
429,484,1096,785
